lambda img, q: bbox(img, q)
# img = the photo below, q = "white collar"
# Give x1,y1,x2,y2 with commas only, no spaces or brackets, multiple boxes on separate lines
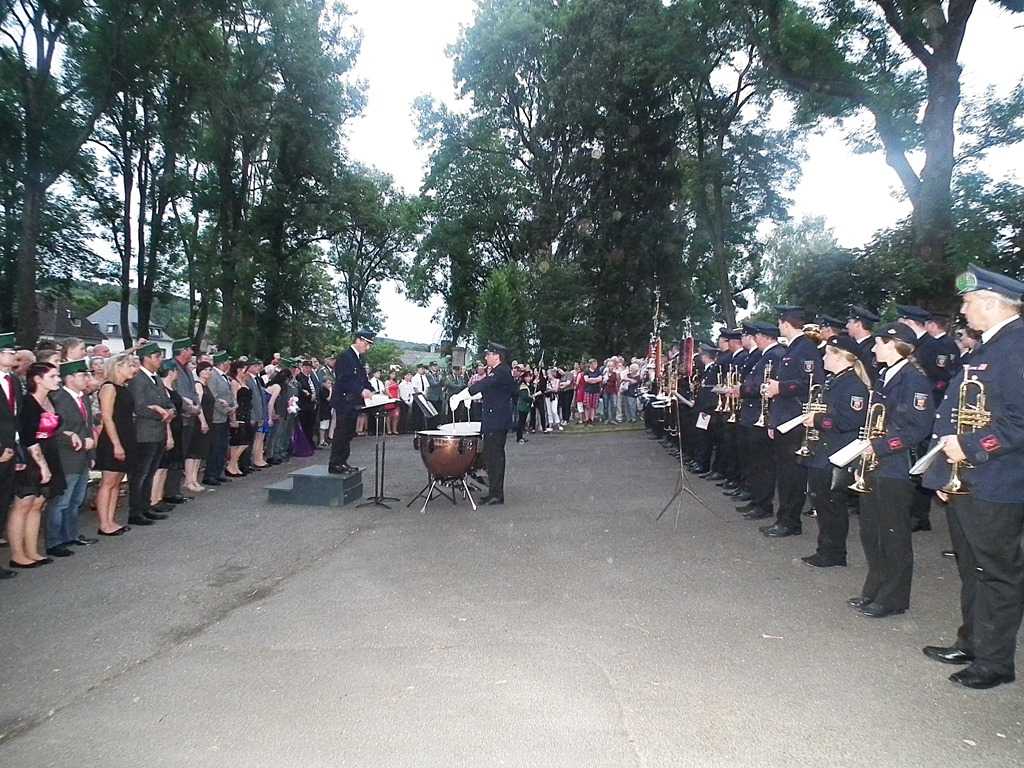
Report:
62,385,83,400
914,329,926,339
851,332,871,344
930,331,947,339
762,342,779,352
982,315,1017,344
883,358,909,386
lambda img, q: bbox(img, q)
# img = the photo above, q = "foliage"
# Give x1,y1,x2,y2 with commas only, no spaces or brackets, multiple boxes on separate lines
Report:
474,265,529,361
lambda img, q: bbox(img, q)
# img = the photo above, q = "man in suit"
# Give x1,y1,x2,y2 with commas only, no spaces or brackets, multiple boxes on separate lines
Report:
46,359,97,556
165,337,197,504
296,360,319,448
128,342,174,526
468,342,518,505
203,350,235,485
329,331,374,474
0,332,20,579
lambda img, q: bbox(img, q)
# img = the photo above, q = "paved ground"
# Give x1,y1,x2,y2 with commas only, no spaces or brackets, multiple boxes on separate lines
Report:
1,428,1021,767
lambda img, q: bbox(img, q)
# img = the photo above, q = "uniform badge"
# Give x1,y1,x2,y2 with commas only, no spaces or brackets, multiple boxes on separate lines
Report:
981,435,1001,453
803,360,815,373
888,437,903,451
913,393,929,411
936,355,947,368
850,396,864,412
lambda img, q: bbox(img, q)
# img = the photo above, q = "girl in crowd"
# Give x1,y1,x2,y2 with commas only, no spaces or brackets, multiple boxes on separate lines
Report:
516,372,534,443
385,372,401,435
151,362,183,508
94,353,138,535
185,362,214,491
582,359,603,425
7,363,65,567
226,360,253,477
800,337,871,568
848,324,934,619
545,367,563,431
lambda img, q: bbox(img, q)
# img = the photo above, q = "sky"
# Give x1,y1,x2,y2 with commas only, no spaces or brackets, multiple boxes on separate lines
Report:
343,0,1024,343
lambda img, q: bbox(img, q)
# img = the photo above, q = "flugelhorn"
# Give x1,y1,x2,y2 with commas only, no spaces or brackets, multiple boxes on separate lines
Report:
795,374,825,457
940,369,990,495
849,394,886,494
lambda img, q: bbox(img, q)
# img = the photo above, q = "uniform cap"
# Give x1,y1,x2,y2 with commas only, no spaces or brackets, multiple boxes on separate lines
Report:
955,263,1024,300
484,341,510,358
59,359,88,377
0,332,15,351
827,335,861,356
874,322,918,347
355,329,376,343
817,315,844,330
847,305,880,324
774,305,805,324
212,350,230,365
137,341,163,358
171,337,194,354
754,322,780,338
895,305,931,323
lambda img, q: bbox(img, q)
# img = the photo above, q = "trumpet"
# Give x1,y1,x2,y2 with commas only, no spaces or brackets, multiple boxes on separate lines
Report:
727,368,741,424
940,371,991,495
754,361,773,428
714,368,728,412
795,375,826,457
849,394,886,494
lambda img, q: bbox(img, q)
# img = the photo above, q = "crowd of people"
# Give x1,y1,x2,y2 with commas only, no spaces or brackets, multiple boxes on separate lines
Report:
643,263,1024,691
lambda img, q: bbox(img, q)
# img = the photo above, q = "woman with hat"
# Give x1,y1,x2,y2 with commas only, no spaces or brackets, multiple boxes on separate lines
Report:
799,336,871,568
848,323,935,618
7,362,65,567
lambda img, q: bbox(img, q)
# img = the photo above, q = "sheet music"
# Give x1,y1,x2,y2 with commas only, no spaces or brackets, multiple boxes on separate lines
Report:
776,413,806,435
830,439,870,468
910,441,946,476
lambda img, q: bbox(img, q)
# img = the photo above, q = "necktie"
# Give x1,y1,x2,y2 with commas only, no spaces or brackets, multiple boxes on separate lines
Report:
77,394,88,422
3,374,13,413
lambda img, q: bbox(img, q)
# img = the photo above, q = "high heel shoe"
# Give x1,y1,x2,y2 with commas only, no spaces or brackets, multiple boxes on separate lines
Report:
9,560,40,569
225,470,244,478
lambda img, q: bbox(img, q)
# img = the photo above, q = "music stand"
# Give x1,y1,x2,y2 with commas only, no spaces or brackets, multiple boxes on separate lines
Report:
357,398,400,509
412,391,438,430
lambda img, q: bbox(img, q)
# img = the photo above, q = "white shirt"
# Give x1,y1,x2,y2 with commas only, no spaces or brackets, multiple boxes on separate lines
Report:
398,380,415,404
62,385,84,406
982,314,1017,344
882,358,909,387
413,373,428,393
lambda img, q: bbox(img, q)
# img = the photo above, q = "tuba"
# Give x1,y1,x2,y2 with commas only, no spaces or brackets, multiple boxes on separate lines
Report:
795,375,826,457
754,361,773,428
940,370,991,495
849,394,886,494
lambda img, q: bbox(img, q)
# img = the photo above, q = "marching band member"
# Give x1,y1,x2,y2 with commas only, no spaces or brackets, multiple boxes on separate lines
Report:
736,322,784,522
849,323,934,618
922,264,1024,690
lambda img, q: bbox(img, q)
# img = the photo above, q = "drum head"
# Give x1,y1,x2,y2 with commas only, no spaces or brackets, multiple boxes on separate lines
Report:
438,422,482,436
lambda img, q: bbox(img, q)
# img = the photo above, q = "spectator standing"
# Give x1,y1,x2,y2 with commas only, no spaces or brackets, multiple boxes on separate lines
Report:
94,354,138,532
398,372,416,433
203,351,235,485
166,338,197,503
127,342,174,525
185,362,214,490
583,359,603,425
0,333,21,577
226,360,253,477
385,373,401,434
151,361,183,508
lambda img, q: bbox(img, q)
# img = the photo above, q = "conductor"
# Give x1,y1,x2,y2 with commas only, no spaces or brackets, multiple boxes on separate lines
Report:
468,342,518,505
329,330,374,475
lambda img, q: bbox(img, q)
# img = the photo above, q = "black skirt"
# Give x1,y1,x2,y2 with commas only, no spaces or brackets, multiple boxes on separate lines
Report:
15,438,67,499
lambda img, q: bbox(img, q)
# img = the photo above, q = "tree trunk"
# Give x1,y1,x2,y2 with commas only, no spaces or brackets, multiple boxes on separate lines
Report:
118,104,135,350
15,182,42,347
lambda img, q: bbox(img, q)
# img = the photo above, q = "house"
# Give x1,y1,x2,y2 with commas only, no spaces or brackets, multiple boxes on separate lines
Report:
36,295,105,346
86,301,173,355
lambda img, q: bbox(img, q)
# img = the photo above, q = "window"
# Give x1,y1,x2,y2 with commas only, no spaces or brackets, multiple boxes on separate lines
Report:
106,324,117,335
71,318,81,327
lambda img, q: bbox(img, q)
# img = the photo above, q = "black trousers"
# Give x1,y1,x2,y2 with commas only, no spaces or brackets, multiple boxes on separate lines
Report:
204,423,229,481
859,475,915,610
721,422,740,482
946,495,1024,675
516,411,529,441
736,425,752,490
299,409,317,445
710,417,726,474
773,429,808,529
747,427,776,514
329,405,357,467
0,458,14,532
165,422,192,497
482,430,508,499
692,416,713,471
129,441,165,516
808,466,849,562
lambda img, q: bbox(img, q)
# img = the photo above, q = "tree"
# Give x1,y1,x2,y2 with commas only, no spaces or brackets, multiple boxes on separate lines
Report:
474,265,529,360
738,0,1024,303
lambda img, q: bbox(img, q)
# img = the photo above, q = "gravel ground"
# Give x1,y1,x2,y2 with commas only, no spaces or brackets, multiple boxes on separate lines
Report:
0,429,1021,767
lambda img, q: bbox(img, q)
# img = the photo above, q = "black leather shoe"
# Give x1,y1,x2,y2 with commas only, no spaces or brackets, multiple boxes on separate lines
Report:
46,546,74,557
923,646,974,665
847,595,871,608
328,464,346,475
735,503,755,513
127,515,154,526
484,496,504,505
163,496,189,504
98,527,130,536
802,554,846,568
8,560,39,569
735,491,753,502
859,602,905,618
723,487,744,497
743,509,773,520
911,520,932,532
0,568,15,579
70,535,98,545
949,666,1015,690
762,524,801,538
144,510,168,520
706,472,725,481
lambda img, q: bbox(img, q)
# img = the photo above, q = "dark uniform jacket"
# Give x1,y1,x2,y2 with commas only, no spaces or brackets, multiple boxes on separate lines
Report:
923,317,1024,503
805,368,870,470
331,347,371,410
0,371,20,455
854,336,879,385
129,368,173,444
869,361,935,480
739,347,775,427
768,335,824,428
916,332,962,404
295,372,317,412
468,362,517,434
695,362,719,413
50,388,94,475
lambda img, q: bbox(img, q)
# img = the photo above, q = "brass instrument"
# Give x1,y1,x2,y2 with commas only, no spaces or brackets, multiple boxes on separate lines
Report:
803,322,823,345
849,394,887,494
754,361,773,428
940,370,990,495
714,368,728,412
795,374,825,457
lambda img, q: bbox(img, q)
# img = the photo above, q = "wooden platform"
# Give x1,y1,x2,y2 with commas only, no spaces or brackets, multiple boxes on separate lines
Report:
266,464,364,507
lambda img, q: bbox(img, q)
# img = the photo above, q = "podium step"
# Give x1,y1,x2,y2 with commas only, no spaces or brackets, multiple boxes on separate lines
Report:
266,465,364,507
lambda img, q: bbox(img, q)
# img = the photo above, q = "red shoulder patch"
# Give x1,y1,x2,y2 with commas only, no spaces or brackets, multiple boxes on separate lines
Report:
822,417,833,430
888,437,903,451
980,435,1000,453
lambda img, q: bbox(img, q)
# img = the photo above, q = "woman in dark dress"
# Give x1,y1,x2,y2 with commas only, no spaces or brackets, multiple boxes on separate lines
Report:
95,353,139,535
227,360,252,477
151,361,184,506
186,362,214,492
7,362,65,568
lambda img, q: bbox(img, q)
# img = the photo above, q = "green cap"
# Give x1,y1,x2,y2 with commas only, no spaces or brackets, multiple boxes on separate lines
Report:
160,359,177,375
137,341,163,358
0,332,14,351
59,359,88,377
171,337,194,353
212,350,230,365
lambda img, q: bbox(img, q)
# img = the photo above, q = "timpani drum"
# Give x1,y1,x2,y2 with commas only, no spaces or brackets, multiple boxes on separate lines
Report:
415,430,480,480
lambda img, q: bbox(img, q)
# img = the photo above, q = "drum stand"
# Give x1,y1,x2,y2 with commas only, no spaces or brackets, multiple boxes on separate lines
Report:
358,408,399,509
407,474,477,515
